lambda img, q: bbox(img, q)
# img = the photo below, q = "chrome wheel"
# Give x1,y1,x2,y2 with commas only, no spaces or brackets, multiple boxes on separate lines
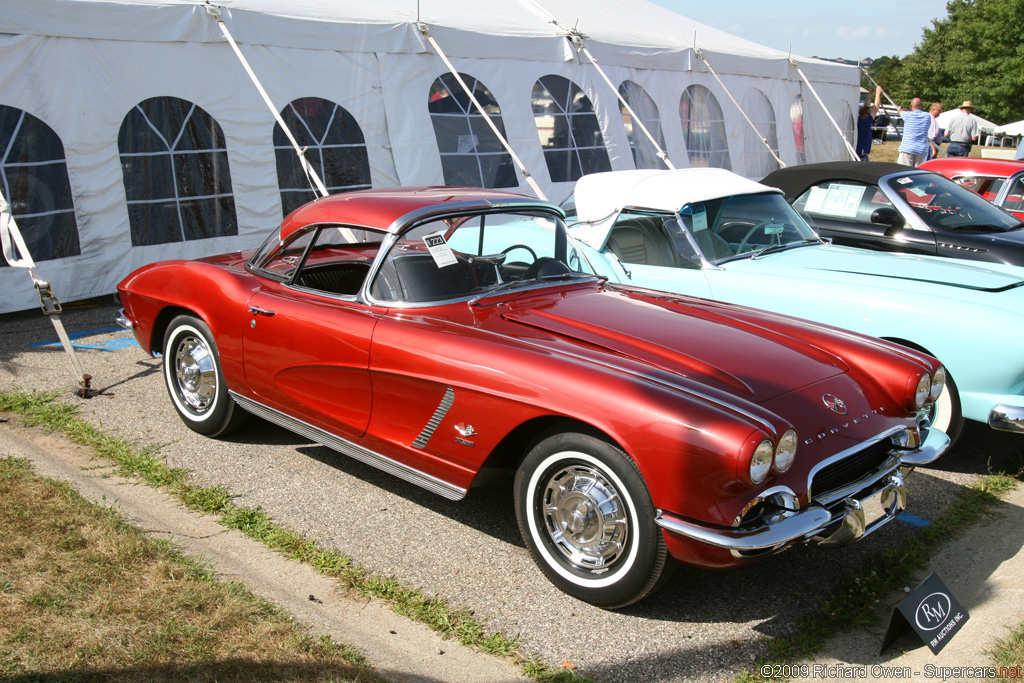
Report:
172,334,217,414
163,315,246,437
514,429,675,608
541,463,629,571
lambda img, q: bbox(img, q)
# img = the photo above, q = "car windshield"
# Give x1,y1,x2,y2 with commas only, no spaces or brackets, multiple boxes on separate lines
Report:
883,172,1023,232
369,210,595,304
674,192,820,263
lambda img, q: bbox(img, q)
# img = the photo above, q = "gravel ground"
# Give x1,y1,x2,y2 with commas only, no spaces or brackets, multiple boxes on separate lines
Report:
2,299,1022,683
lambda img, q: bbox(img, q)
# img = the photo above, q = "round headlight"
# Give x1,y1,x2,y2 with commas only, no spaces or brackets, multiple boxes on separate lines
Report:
774,429,798,473
750,440,773,485
930,366,946,402
914,373,931,409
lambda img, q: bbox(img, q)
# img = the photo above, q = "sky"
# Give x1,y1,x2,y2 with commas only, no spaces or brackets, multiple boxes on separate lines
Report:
650,1,951,61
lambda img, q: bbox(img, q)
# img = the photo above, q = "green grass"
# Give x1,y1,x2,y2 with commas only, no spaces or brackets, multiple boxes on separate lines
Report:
0,455,380,682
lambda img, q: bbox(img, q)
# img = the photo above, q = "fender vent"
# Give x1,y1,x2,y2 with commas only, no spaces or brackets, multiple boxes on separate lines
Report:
937,243,986,253
413,386,455,449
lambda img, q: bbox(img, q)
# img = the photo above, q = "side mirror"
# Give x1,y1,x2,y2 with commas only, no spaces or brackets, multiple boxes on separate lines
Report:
871,206,905,228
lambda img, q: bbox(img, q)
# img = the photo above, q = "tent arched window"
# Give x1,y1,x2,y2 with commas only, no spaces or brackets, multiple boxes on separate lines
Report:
680,85,731,170
831,100,855,156
118,97,237,246
0,106,79,265
618,80,668,170
741,89,780,177
532,75,611,183
275,97,371,217
428,73,516,189
790,95,806,166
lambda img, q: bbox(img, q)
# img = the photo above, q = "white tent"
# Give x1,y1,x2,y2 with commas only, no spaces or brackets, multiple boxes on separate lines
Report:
995,120,1024,136
0,0,859,313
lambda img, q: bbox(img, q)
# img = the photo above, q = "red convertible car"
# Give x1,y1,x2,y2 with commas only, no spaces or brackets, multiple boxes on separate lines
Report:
116,187,948,608
919,157,1024,220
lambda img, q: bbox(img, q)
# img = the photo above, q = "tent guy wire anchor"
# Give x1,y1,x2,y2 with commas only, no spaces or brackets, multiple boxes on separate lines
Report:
1,193,94,398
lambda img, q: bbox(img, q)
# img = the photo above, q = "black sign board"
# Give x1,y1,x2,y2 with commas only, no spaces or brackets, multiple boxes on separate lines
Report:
880,573,969,655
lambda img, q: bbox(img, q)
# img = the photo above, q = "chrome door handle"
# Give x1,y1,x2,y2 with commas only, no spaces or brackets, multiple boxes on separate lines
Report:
248,306,276,317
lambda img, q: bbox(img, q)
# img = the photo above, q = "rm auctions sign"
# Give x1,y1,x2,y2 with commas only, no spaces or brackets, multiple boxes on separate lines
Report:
881,573,970,655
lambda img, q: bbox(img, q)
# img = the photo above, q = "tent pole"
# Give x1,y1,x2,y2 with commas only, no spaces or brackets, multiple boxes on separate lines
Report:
0,191,92,397
204,3,329,198
569,34,676,170
860,68,901,113
418,24,548,201
693,45,786,169
860,67,904,140
791,59,860,161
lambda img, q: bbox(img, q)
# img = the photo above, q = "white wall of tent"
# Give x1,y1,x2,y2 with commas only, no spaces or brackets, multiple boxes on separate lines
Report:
0,0,860,314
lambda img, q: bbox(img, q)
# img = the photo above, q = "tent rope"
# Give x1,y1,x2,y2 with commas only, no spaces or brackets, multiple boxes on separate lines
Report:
204,2,328,199
693,45,786,169
566,30,676,170
0,191,92,396
417,23,548,201
791,59,860,161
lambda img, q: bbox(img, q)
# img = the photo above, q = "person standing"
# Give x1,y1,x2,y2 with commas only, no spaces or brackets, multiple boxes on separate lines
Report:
856,86,882,161
897,98,932,166
928,102,943,158
945,101,979,157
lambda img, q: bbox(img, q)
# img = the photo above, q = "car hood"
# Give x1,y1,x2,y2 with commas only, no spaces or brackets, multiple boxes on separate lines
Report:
730,243,1024,292
500,287,849,403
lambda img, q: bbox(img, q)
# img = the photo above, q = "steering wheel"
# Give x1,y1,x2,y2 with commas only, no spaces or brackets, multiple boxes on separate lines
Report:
501,244,538,261
736,221,779,253
524,257,571,279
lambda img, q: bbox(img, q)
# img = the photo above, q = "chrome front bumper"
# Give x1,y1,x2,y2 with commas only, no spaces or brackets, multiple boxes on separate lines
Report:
989,404,1024,434
655,426,950,554
114,308,133,330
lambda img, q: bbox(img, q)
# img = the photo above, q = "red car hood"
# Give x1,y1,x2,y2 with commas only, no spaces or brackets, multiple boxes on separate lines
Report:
501,287,849,403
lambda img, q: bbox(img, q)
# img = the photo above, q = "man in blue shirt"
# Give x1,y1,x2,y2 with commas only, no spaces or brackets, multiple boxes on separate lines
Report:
897,98,932,167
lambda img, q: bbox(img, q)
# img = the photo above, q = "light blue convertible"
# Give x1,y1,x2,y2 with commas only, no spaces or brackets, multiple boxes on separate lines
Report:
567,168,1024,444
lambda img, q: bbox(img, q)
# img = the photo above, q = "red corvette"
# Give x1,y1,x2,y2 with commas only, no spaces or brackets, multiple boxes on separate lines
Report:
919,157,1024,220
116,187,949,608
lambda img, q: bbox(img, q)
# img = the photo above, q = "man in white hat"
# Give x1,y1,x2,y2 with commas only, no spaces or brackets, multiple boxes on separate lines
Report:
945,100,979,157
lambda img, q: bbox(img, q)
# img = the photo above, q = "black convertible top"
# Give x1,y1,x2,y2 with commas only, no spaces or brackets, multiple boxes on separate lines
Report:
761,161,927,201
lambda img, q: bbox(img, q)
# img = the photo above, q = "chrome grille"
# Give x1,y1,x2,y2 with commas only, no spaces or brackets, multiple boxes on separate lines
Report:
810,440,893,502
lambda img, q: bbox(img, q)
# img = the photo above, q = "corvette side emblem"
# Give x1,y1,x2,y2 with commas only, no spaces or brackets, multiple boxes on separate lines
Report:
822,394,848,415
455,423,476,437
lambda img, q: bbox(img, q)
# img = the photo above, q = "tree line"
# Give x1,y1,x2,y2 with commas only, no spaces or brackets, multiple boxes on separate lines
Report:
863,0,1024,124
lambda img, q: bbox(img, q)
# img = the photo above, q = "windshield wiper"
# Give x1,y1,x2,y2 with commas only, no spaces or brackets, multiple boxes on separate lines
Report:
750,239,823,259
951,223,1014,232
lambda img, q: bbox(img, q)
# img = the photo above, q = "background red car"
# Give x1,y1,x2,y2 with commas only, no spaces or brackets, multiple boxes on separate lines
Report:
920,157,1024,220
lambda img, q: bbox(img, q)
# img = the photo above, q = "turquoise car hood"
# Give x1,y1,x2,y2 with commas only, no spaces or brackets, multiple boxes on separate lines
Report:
728,243,1024,293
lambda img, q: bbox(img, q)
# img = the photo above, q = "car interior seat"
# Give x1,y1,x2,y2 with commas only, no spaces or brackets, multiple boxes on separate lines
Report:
605,217,680,267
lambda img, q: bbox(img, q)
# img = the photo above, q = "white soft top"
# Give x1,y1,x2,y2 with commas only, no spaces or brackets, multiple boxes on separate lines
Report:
571,169,780,247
